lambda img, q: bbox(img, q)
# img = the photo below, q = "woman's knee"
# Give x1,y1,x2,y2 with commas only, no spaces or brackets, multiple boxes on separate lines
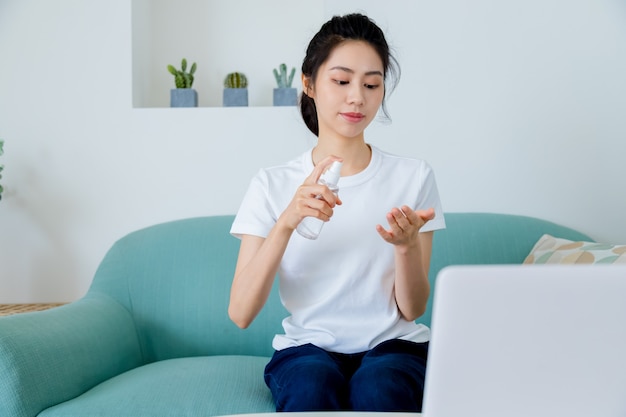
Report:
350,365,424,411
349,340,428,411
264,344,347,411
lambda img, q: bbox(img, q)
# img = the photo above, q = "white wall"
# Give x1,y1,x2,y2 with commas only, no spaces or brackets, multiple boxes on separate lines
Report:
1,0,625,303
132,0,324,108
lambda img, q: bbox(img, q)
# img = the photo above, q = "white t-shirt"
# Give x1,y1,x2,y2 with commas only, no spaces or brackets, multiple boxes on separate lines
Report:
231,145,446,354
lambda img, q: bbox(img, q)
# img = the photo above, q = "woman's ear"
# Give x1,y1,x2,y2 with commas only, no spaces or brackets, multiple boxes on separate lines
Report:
302,74,315,99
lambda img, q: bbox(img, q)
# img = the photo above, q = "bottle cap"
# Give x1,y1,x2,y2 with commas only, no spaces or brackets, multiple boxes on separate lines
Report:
321,160,343,187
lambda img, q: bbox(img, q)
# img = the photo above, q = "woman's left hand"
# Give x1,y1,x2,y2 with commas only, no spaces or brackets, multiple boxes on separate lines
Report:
376,206,435,247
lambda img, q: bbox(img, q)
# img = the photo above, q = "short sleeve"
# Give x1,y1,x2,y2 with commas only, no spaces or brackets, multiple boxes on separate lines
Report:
416,162,446,233
230,170,276,239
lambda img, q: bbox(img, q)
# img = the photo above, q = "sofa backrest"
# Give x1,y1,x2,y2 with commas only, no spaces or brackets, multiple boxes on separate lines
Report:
89,216,287,363
418,212,592,326
88,213,592,363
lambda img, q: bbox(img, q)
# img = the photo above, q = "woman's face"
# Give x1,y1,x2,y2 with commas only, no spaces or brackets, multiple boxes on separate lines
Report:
304,40,385,142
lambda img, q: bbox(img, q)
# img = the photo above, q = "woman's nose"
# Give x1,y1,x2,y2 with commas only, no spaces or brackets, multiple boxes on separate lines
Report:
347,85,364,105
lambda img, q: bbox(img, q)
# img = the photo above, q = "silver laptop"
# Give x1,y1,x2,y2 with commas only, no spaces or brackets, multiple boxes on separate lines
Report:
422,264,626,417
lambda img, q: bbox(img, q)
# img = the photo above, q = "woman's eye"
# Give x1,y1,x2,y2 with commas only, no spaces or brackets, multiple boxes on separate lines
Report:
332,79,379,89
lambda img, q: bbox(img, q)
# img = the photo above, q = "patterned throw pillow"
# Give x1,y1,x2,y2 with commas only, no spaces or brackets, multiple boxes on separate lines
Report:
524,234,626,265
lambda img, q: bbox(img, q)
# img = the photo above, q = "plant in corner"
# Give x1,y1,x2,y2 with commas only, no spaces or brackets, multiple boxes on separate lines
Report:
167,58,198,107
272,63,297,106
223,72,249,107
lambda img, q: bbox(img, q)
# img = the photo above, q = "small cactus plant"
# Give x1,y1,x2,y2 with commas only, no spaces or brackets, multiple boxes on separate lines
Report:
224,72,248,89
273,63,296,88
167,58,197,88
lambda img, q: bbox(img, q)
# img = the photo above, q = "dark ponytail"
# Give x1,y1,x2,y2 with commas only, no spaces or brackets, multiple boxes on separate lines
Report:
300,13,400,136
300,93,319,138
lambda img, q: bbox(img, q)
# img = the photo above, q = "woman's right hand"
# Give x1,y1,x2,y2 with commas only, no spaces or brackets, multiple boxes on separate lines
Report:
229,155,343,328
278,155,343,231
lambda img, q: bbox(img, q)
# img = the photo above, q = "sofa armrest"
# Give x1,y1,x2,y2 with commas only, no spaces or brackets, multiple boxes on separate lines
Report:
0,293,143,417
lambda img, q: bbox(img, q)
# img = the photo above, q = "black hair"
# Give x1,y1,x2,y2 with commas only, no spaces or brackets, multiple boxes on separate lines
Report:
300,13,400,137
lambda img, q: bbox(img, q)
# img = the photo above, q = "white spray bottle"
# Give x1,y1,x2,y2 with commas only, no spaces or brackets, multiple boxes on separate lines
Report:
296,160,343,240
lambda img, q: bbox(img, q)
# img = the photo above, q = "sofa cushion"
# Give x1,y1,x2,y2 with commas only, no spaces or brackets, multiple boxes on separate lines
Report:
39,356,275,417
524,234,626,265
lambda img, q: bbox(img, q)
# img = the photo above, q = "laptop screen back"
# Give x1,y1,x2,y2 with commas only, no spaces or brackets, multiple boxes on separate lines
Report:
422,264,626,417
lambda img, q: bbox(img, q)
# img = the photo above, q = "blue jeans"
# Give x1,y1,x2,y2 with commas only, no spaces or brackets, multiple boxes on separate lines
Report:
264,339,429,412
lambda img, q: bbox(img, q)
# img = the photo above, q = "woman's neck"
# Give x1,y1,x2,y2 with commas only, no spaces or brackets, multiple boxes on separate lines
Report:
312,137,372,176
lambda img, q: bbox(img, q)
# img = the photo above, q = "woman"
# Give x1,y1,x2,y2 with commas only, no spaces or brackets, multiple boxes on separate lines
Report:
229,13,445,412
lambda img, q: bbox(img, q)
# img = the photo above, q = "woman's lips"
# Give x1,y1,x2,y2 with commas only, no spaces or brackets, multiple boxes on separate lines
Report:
341,112,365,123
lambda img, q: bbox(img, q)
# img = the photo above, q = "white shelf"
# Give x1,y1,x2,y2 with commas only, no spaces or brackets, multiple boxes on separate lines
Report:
131,0,324,108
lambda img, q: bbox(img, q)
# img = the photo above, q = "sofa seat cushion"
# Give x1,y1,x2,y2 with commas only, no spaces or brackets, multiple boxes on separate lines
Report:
39,355,275,417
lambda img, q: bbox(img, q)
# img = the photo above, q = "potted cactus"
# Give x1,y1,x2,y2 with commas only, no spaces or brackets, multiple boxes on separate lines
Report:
167,58,198,107
223,72,248,107
273,63,297,106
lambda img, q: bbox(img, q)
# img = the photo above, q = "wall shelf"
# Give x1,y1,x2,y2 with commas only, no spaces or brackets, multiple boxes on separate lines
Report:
131,0,324,109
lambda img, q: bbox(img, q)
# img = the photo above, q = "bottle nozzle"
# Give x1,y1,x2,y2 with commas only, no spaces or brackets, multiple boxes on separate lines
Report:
321,161,343,186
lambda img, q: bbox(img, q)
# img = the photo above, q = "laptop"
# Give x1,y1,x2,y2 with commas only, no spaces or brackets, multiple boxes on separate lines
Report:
422,264,626,417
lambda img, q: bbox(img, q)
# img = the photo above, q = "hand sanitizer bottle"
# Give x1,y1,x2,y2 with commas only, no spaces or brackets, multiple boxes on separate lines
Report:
296,161,343,240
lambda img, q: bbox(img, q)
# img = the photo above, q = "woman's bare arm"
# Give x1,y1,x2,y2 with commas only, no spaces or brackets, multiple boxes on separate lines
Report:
228,156,342,328
377,206,435,321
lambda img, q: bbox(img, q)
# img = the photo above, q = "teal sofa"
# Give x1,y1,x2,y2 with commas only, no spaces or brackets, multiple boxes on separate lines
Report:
0,213,592,417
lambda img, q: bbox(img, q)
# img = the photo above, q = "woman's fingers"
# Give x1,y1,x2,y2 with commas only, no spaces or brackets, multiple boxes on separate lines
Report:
376,206,435,245
303,155,343,185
